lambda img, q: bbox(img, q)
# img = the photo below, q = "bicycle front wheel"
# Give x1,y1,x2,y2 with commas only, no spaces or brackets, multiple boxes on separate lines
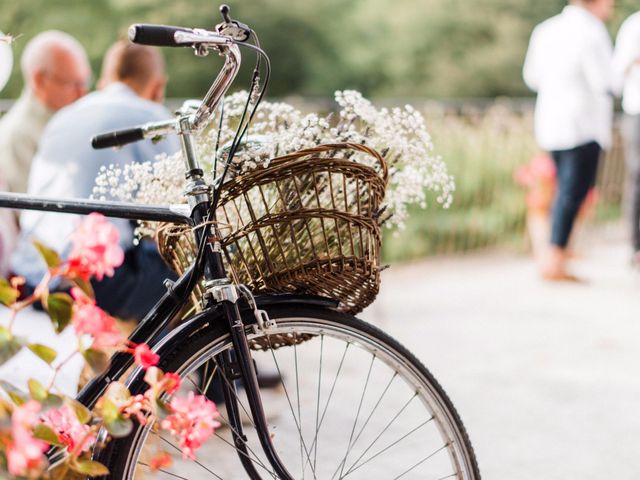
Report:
99,304,480,479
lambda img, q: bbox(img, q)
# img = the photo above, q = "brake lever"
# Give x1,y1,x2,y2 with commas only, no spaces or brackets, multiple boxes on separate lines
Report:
216,4,251,42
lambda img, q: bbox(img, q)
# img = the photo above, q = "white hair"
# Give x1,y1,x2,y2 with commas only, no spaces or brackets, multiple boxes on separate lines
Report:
20,30,88,85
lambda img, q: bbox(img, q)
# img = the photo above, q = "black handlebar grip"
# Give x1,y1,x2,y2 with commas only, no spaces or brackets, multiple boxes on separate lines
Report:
91,127,145,149
128,24,193,47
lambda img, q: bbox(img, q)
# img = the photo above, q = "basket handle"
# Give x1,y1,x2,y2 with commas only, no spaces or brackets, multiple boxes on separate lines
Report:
273,143,389,183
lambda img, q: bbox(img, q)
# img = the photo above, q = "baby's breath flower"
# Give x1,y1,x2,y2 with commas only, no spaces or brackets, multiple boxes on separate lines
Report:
93,90,454,230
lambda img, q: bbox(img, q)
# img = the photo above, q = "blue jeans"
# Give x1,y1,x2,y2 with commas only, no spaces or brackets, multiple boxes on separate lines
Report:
622,115,640,252
550,141,601,248
91,239,178,321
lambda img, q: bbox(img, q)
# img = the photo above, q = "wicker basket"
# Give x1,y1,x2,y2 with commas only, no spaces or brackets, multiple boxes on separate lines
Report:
158,143,388,314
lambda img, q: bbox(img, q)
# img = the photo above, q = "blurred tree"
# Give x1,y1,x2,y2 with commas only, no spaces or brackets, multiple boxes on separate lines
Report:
0,0,638,100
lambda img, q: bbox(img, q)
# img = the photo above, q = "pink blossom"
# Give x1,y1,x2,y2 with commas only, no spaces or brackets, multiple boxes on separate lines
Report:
514,154,556,188
133,343,159,370
41,405,95,453
160,372,182,395
67,213,124,281
148,451,172,471
71,287,124,349
122,394,149,425
6,401,47,477
160,392,220,459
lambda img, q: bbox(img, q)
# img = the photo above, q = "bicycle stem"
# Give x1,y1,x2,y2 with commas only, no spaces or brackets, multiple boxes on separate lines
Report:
190,43,241,132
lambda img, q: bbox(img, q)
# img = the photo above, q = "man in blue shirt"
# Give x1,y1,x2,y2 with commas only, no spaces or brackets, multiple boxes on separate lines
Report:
12,40,180,320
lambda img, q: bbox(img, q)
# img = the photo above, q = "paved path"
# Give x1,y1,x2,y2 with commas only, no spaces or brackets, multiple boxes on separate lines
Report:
363,233,640,480
2,232,638,479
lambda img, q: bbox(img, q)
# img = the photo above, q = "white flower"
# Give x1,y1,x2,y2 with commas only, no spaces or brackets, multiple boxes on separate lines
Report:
93,90,454,230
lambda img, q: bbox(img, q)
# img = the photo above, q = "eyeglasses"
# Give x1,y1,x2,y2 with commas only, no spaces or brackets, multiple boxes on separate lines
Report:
43,70,91,90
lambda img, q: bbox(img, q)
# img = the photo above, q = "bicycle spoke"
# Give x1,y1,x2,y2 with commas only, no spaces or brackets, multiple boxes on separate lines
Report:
138,462,189,479
342,392,418,477
435,473,458,480
201,360,217,396
183,372,275,476
332,354,376,480
151,431,225,479
312,334,324,474
191,358,258,431
333,368,398,480
345,417,435,476
305,342,350,460
211,429,277,479
294,339,304,480
392,444,451,480
266,335,318,479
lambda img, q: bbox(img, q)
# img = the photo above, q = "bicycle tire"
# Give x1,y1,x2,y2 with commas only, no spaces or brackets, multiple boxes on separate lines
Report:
97,304,480,479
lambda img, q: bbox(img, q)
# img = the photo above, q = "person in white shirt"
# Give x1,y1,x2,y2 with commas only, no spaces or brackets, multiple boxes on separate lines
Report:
0,31,90,194
12,40,179,321
0,34,17,277
523,0,614,280
612,11,640,266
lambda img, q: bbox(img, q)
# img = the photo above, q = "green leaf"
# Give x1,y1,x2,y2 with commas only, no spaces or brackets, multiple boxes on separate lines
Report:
72,276,94,298
104,415,133,438
33,424,64,447
28,378,48,401
68,399,92,425
27,343,58,365
0,326,23,366
25,378,61,409
46,293,73,334
98,393,134,438
70,459,110,476
32,239,61,268
41,392,63,410
0,278,19,306
83,348,109,373
0,380,27,406
98,397,119,422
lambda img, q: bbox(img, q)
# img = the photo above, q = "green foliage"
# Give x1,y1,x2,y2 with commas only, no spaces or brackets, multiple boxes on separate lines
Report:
0,278,19,307
83,348,109,373
70,459,110,476
28,343,58,365
32,239,61,269
383,105,536,262
2,0,639,100
0,380,28,406
33,424,64,447
0,326,23,367
46,292,73,334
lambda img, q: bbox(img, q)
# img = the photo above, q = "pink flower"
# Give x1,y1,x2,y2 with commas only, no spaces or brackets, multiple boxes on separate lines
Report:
6,401,47,477
160,372,182,395
148,451,172,471
41,405,95,453
133,343,159,370
122,394,149,425
67,213,124,281
160,392,220,459
71,287,124,349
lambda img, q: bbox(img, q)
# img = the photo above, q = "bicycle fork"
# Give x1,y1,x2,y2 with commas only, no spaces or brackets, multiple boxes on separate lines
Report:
207,281,294,480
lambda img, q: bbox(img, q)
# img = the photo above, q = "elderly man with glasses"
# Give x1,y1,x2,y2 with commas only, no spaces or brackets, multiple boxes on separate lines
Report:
0,30,90,194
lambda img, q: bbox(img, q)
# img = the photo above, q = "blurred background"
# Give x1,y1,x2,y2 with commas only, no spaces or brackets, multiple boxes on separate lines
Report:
1,0,638,263
3,3,640,479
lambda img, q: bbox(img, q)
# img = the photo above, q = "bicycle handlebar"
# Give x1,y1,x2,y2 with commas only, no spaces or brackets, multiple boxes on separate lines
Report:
93,6,246,150
91,119,177,149
128,24,195,47
91,127,144,149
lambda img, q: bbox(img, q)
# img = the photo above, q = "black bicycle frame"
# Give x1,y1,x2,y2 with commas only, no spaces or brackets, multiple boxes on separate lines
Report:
0,192,193,226
0,191,299,479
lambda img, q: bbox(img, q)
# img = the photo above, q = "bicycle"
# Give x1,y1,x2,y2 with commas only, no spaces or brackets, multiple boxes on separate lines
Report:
0,6,480,479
